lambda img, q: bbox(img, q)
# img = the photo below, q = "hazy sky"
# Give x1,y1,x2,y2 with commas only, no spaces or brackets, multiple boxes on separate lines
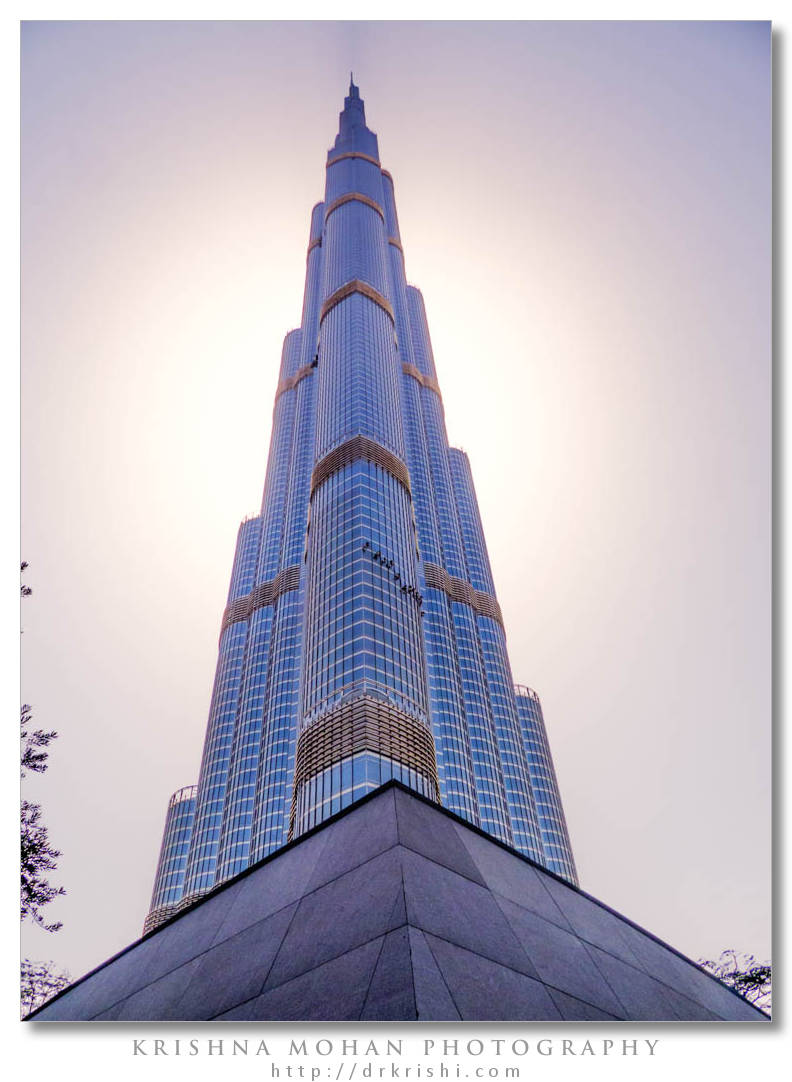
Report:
21,21,770,986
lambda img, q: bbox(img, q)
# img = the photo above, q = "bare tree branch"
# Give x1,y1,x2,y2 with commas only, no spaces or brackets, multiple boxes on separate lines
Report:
20,959,70,1018
700,950,771,1015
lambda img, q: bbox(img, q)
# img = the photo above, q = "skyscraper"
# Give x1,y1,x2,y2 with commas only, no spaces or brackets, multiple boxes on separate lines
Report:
145,81,576,934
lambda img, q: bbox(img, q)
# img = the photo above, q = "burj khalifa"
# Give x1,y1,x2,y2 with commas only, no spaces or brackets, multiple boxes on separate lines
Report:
145,81,576,934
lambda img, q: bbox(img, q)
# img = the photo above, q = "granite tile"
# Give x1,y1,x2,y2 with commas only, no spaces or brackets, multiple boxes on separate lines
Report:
29,987,93,1021
216,938,384,1021
142,889,236,984
114,958,204,1021
360,927,415,1021
613,930,766,1020
31,789,768,1024
91,1000,127,1021
35,936,164,1020
394,789,485,885
546,987,624,1021
423,934,563,1021
661,989,721,1021
408,928,461,1021
585,945,682,1021
495,896,624,1016
401,848,536,977
453,824,572,929
264,847,405,988
709,992,770,1022
213,827,330,943
537,877,644,967
305,788,398,892
172,902,298,1020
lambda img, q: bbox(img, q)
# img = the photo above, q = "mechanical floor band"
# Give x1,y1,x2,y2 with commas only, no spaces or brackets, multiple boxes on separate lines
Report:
275,362,315,399
423,561,504,626
401,361,442,399
310,435,411,498
319,278,395,325
293,695,439,794
220,564,301,636
326,151,382,168
324,191,385,224
142,904,177,935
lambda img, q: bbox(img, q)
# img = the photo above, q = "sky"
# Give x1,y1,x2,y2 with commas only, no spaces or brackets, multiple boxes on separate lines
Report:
20,20,770,989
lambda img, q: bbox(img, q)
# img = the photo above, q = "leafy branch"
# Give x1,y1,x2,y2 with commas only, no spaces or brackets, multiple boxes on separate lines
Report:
20,959,70,1018
20,562,65,934
21,800,65,932
700,949,771,1015
21,703,58,778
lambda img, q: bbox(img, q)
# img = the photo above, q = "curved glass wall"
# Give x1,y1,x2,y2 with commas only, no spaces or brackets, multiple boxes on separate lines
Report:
145,80,576,931
143,786,197,933
515,685,578,884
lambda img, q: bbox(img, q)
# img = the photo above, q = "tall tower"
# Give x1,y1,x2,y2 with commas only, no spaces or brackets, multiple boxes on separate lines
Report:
145,82,576,934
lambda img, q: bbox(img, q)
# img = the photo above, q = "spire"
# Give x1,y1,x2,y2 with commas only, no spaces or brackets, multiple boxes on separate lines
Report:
329,75,379,162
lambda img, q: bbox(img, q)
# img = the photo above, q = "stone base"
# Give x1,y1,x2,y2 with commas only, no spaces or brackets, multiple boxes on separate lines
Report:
31,782,766,1021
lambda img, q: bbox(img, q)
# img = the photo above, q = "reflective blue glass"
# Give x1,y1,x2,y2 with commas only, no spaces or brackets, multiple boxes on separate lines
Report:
515,686,578,884
145,81,577,929
144,786,197,932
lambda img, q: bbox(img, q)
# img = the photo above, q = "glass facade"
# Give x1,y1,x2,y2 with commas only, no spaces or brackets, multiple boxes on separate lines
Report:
515,686,578,883
144,785,197,934
145,82,577,931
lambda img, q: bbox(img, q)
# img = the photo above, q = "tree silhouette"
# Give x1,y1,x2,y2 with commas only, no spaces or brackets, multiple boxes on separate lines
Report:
20,564,66,933
21,799,65,932
21,703,57,777
20,958,70,1018
700,950,771,1015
